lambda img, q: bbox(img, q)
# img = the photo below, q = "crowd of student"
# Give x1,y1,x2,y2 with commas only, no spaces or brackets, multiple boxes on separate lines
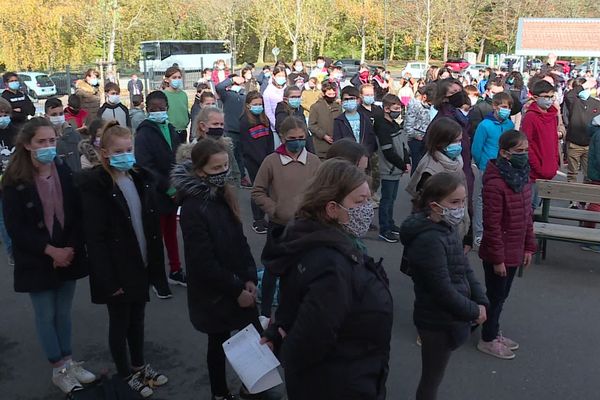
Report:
0,54,599,400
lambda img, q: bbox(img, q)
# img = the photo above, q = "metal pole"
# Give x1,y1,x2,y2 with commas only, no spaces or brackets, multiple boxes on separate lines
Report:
383,0,388,68
143,57,148,97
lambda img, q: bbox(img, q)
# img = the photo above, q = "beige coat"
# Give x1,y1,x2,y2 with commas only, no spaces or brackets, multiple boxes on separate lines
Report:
308,98,342,159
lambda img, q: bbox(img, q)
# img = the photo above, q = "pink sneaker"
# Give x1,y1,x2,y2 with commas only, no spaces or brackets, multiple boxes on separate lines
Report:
477,339,515,360
497,333,519,351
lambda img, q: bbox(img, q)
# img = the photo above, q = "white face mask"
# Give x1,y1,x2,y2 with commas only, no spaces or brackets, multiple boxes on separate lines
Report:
49,115,65,126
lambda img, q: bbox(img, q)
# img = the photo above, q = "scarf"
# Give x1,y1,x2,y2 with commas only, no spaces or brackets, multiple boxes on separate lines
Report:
496,158,530,193
34,163,65,236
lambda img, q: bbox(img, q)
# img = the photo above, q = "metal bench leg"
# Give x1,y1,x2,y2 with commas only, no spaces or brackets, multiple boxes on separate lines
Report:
535,239,542,264
542,238,547,260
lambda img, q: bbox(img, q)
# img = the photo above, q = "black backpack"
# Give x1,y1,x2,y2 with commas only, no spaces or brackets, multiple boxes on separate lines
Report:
67,375,142,400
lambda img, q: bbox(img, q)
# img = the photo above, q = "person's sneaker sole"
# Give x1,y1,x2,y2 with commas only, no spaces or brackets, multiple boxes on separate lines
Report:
167,278,188,287
378,234,399,243
152,286,173,299
476,342,516,360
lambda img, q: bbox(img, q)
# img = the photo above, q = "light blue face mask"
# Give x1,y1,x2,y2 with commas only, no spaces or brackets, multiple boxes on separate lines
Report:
170,79,183,89
8,81,20,91
0,115,10,129
109,152,136,171
342,99,358,112
444,143,462,160
148,111,168,123
35,146,57,164
288,98,302,109
498,108,511,120
250,105,264,115
578,89,591,101
89,78,99,86
362,95,375,105
275,76,287,86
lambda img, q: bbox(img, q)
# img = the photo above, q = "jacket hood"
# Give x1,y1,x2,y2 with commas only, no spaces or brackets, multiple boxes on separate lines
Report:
399,212,448,246
171,160,217,201
483,112,512,126
527,101,558,118
130,108,145,116
262,218,362,276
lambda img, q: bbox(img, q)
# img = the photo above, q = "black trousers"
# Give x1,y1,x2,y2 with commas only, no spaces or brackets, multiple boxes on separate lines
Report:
261,222,283,317
481,262,518,342
207,331,230,396
107,302,146,377
416,329,456,400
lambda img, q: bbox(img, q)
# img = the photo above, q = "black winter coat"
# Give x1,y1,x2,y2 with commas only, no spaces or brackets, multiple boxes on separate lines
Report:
400,213,488,345
75,166,166,304
333,112,378,155
172,162,259,334
216,78,246,134
564,88,600,146
262,219,393,400
274,102,316,154
134,119,181,214
3,162,88,293
239,113,274,177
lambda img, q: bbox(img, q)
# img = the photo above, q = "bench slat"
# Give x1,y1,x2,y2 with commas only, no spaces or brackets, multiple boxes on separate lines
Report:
536,179,600,204
534,222,600,243
534,206,600,223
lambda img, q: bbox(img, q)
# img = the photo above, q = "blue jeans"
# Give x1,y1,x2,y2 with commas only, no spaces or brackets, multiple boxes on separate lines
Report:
0,198,12,256
531,182,541,210
408,139,425,175
379,179,400,234
29,280,77,363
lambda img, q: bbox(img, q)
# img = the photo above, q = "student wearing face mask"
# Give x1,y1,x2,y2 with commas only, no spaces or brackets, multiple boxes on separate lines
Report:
1,72,35,132
260,158,392,400
252,116,321,318
407,118,471,245
263,67,288,145
520,80,559,208
477,130,536,360
308,82,342,159
45,98,83,173
211,59,231,84
374,94,410,243
135,91,183,297
0,98,17,265
310,56,328,83
172,139,261,400
3,118,94,395
257,66,272,94
405,83,437,172
333,86,377,158
98,82,131,129
275,86,316,155
76,122,169,398
400,172,488,400
300,77,320,118
75,69,102,117
162,67,190,144
242,67,260,93
468,78,505,137
216,74,252,188
190,90,216,141
563,77,600,186
288,59,309,89
471,93,515,245
351,63,372,89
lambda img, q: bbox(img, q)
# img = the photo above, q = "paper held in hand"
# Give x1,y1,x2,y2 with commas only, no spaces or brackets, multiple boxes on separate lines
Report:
222,324,283,394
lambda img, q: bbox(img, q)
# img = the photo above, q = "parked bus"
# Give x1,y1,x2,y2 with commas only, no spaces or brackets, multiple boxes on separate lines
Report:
140,40,232,72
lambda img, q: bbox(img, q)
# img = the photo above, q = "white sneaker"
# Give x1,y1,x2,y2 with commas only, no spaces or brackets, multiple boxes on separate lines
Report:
52,368,83,394
67,360,96,384
128,371,153,398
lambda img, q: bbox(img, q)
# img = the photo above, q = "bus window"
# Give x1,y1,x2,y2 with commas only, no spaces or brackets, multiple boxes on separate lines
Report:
141,42,159,60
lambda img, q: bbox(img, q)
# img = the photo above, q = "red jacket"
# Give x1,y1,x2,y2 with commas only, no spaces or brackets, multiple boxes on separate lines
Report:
211,68,231,84
520,102,560,181
64,106,88,129
479,161,537,267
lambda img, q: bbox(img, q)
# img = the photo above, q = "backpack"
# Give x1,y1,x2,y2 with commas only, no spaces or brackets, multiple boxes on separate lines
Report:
67,375,142,400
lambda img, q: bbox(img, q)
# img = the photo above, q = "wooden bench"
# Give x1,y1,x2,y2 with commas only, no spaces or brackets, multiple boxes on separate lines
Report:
534,180,600,263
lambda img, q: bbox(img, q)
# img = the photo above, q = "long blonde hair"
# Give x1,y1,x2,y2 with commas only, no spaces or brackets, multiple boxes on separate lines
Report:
98,121,134,181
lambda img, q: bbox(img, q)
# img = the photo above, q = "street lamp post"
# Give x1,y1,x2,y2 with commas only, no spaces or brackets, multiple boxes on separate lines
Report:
383,0,388,68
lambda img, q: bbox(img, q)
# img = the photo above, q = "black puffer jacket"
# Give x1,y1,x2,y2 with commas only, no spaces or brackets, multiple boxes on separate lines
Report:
172,162,259,334
3,162,88,293
262,218,393,400
75,166,166,304
400,213,488,337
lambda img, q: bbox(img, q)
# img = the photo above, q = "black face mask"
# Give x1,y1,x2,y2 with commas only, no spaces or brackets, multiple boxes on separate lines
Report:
448,91,468,108
207,127,224,139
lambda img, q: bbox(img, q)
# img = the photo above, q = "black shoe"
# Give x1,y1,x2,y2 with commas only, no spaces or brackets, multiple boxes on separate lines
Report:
168,270,187,287
152,285,173,299
252,220,268,234
379,231,399,243
390,225,401,234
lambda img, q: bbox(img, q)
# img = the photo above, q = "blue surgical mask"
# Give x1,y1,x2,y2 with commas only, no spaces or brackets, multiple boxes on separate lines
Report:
536,97,554,110
108,94,120,104
250,105,264,115
109,152,136,171
578,89,591,101
285,139,306,153
89,78,99,86
506,77,515,85
342,99,358,112
0,115,10,129
288,98,302,109
363,95,375,105
148,111,168,123
8,81,20,91
275,77,287,86
170,79,183,89
35,146,57,164
444,143,462,160
264,72,271,78
498,108,511,120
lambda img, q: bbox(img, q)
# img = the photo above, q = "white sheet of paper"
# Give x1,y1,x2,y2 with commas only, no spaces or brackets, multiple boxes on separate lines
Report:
223,324,283,393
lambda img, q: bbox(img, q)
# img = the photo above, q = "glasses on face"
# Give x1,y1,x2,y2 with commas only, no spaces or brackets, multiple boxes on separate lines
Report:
537,94,556,100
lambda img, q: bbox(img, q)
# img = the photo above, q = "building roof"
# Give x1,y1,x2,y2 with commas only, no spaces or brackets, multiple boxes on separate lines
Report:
515,18,600,57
